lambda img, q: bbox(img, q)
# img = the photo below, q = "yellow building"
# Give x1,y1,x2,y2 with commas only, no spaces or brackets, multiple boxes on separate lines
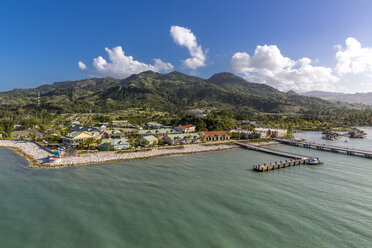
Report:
62,131,94,147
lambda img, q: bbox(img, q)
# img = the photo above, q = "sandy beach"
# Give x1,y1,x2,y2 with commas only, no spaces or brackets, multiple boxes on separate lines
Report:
0,140,277,167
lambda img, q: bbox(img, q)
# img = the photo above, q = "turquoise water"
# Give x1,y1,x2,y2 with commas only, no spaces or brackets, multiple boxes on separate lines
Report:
0,128,372,247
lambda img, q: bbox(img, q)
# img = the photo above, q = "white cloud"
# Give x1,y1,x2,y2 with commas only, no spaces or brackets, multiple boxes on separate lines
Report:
78,46,173,78
335,37,372,75
231,45,338,92
170,25,206,70
78,61,87,70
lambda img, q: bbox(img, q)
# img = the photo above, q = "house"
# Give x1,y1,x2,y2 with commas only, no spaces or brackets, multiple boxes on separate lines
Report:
99,125,107,132
68,124,100,135
163,133,200,145
254,128,287,138
111,120,129,128
138,128,179,137
140,135,158,146
99,138,130,150
101,130,124,139
146,122,164,129
62,131,94,147
13,124,22,130
200,131,230,141
175,124,196,133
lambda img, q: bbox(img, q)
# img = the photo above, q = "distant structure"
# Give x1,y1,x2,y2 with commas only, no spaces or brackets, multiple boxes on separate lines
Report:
37,91,41,107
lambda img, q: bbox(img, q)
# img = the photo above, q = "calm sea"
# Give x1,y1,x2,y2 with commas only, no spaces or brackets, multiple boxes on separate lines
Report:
0,128,371,247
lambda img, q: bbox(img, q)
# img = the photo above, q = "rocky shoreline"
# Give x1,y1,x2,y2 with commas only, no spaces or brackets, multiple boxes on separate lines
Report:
0,140,277,168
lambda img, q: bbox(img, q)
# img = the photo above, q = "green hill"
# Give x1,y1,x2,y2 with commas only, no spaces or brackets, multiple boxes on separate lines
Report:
0,71,353,114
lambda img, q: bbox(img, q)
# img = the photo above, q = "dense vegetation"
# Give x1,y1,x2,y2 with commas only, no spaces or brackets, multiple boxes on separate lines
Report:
0,70,358,114
0,70,371,137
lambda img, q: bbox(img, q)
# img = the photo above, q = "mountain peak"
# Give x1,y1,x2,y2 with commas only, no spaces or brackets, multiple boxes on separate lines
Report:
287,90,297,95
208,72,245,81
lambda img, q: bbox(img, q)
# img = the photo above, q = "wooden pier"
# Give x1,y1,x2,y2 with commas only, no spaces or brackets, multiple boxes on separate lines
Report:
234,142,311,172
253,158,310,172
234,142,309,159
277,139,372,158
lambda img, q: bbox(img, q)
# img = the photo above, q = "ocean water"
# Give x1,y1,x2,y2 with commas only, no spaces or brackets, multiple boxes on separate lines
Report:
0,128,372,247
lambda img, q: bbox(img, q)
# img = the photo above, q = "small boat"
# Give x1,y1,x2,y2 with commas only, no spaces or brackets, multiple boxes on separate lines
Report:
308,158,323,165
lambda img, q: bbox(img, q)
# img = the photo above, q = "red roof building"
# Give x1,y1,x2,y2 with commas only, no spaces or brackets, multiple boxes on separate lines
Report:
200,131,230,141
175,124,196,133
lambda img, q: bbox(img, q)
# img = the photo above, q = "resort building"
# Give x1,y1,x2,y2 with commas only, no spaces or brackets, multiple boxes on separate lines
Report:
111,120,129,128
163,133,200,145
140,135,158,146
99,138,130,150
68,124,100,135
229,129,254,139
146,122,163,129
175,124,196,133
101,130,125,139
62,131,94,147
138,128,179,138
254,128,287,138
99,125,107,132
200,131,230,141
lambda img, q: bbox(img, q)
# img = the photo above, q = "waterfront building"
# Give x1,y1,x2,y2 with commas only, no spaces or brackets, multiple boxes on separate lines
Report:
62,131,94,147
254,128,287,138
200,131,230,141
140,135,158,146
138,128,179,137
99,138,130,150
163,133,200,145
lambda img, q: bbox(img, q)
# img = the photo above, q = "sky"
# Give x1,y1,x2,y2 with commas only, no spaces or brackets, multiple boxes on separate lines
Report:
1,0,372,93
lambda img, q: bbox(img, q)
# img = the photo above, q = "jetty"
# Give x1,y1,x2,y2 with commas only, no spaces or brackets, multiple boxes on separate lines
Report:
252,158,310,172
234,142,311,172
277,139,372,158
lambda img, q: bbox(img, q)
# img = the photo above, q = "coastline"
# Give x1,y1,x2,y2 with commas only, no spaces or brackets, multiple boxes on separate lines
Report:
0,140,278,168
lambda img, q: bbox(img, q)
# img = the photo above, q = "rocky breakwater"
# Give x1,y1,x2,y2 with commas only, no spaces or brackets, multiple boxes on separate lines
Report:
0,140,51,165
48,144,238,167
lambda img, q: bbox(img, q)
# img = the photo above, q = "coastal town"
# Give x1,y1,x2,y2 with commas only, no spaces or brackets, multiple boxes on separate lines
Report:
2,113,370,168
0,118,290,167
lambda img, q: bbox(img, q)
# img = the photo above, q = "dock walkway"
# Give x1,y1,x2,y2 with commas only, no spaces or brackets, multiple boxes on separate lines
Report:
277,139,372,158
234,142,311,172
234,141,309,159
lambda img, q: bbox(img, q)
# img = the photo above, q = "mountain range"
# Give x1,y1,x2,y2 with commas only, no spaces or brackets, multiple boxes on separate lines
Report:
0,71,359,115
302,91,372,106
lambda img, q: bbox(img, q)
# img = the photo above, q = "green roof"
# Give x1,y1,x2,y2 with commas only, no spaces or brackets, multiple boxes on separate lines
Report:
141,135,158,142
166,133,199,140
100,138,129,146
139,129,178,135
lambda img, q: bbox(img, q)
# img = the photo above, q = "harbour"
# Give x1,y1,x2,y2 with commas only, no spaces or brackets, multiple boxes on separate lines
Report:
277,138,372,158
1,129,372,247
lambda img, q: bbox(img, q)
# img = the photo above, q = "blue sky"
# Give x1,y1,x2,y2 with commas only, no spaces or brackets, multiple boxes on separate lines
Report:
1,0,372,92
